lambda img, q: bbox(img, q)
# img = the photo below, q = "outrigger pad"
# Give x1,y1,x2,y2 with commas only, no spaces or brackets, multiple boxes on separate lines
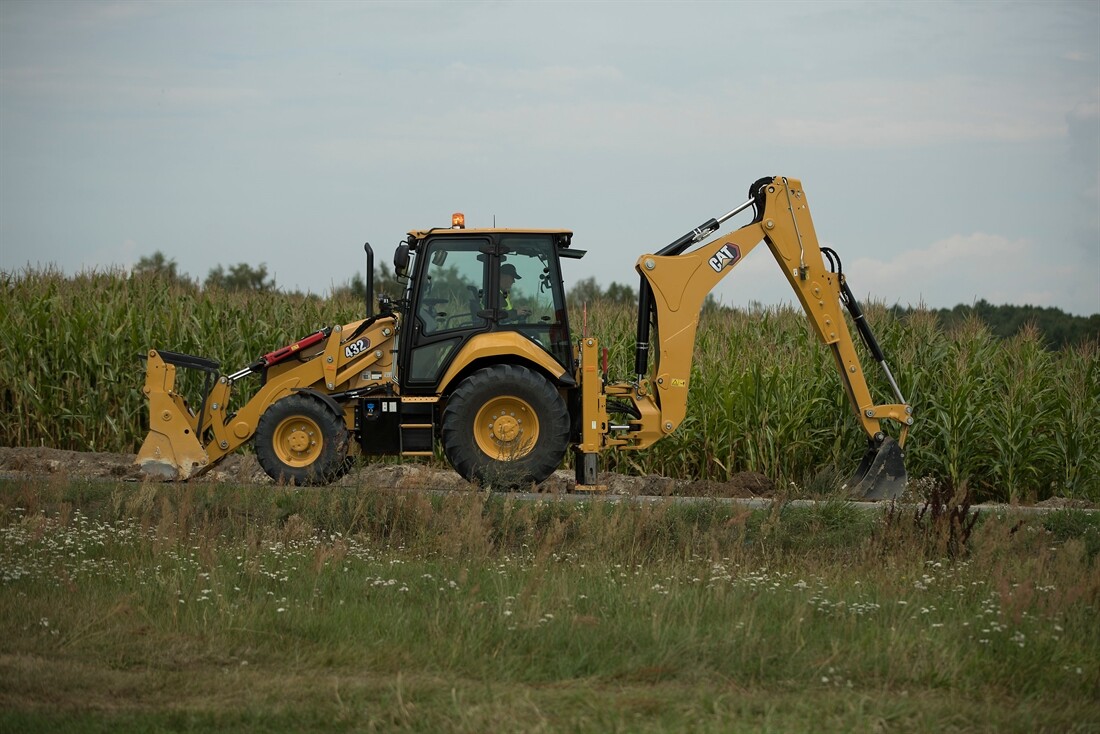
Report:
844,436,907,501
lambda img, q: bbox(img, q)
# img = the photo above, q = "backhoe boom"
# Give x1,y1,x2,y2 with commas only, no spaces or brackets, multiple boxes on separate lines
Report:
576,176,912,499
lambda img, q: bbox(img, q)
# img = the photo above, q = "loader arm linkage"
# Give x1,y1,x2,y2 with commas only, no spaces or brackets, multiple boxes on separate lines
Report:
575,176,912,500
136,317,398,481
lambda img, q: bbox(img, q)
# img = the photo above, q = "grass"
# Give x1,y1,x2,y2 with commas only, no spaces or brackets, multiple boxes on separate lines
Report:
2,477,1098,732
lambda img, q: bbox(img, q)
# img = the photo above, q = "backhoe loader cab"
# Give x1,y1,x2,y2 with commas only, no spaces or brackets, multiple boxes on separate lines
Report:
135,176,912,500
395,225,580,393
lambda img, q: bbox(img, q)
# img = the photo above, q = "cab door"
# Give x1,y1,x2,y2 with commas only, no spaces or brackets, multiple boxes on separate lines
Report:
496,234,573,372
400,236,491,392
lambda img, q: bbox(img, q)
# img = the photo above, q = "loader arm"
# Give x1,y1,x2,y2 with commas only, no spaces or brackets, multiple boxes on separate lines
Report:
136,316,399,480
579,176,912,499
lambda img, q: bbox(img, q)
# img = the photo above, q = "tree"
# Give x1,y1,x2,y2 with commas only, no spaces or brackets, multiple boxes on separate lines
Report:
130,251,197,291
565,277,723,313
567,277,604,305
372,262,404,299
205,262,276,292
132,252,180,281
603,281,637,306
333,263,406,301
569,277,639,305
700,293,722,315
890,299,1100,349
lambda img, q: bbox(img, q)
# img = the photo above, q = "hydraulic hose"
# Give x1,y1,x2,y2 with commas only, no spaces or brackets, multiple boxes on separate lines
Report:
841,281,907,405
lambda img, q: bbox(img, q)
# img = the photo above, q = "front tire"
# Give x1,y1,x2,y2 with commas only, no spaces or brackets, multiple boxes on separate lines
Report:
442,365,569,489
254,394,349,485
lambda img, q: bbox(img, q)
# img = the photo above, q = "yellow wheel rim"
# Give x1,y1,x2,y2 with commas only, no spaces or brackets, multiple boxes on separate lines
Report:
272,415,324,467
473,395,539,459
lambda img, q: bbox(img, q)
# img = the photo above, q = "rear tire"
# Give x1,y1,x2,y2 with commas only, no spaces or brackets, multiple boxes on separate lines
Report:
442,365,569,489
254,394,349,485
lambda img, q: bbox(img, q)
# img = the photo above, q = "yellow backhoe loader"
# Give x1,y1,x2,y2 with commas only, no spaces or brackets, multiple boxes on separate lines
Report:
136,176,912,499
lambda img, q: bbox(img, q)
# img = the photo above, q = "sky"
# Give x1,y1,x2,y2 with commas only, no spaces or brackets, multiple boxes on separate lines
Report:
1,0,1098,315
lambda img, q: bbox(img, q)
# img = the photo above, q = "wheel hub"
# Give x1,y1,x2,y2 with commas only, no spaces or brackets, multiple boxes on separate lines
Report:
473,395,539,458
287,428,312,453
273,417,322,466
491,414,520,442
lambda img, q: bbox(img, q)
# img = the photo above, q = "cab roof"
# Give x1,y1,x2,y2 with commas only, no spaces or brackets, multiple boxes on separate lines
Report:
407,227,573,243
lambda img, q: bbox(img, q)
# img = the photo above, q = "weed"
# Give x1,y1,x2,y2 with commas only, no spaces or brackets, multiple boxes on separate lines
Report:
880,479,979,560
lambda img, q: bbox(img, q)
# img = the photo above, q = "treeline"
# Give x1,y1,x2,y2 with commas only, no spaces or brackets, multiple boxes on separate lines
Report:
132,252,277,293
568,278,1098,350
892,300,1100,349
134,251,404,300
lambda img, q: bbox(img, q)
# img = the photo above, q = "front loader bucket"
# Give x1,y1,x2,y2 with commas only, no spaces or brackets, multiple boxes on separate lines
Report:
134,349,216,481
843,436,907,501
136,427,209,481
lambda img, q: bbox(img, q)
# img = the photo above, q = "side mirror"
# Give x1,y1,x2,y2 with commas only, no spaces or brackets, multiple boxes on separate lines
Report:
393,243,410,278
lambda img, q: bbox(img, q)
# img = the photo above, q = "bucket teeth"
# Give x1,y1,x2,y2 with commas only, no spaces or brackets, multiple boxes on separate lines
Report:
844,436,907,501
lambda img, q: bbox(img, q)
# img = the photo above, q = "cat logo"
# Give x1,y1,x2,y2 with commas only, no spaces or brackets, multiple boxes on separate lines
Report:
708,244,741,273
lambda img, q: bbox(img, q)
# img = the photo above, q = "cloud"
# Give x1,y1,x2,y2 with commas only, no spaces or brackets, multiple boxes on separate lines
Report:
768,113,1061,149
849,233,1098,315
705,231,1096,316
303,66,1079,166
1065,95,1100,266
443,62,625,94
1063,51,1095,63
753,76,1073,148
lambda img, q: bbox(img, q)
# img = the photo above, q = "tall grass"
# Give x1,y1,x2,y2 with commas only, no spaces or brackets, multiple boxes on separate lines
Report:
1,479,1098,731
1,268,360,453
592,301,1100,502
2,268,1098,501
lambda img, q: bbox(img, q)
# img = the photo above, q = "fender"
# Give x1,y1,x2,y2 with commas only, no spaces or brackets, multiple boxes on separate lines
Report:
292,387,345,419
435,332,573,395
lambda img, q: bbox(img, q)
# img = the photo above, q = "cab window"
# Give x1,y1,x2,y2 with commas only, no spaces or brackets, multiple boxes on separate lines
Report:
498,235,570,368
417,240,489,336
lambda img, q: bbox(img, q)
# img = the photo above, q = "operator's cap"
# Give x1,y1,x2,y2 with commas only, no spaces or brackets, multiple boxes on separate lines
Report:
501,264,522,279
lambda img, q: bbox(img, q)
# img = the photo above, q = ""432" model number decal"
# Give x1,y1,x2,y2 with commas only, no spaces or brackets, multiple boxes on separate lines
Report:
344,338,371,359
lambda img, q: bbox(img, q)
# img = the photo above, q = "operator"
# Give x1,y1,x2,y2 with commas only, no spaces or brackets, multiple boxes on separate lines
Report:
500,263,531,321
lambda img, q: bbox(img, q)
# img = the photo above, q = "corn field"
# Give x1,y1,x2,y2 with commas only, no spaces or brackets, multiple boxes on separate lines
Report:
2,268,1097,502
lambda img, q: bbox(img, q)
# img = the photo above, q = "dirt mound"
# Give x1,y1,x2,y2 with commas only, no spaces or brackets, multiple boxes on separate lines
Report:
0,446,141,480
0,446,773,498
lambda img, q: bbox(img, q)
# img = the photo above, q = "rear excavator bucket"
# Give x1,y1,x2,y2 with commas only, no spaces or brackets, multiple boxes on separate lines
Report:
843,436,907,501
